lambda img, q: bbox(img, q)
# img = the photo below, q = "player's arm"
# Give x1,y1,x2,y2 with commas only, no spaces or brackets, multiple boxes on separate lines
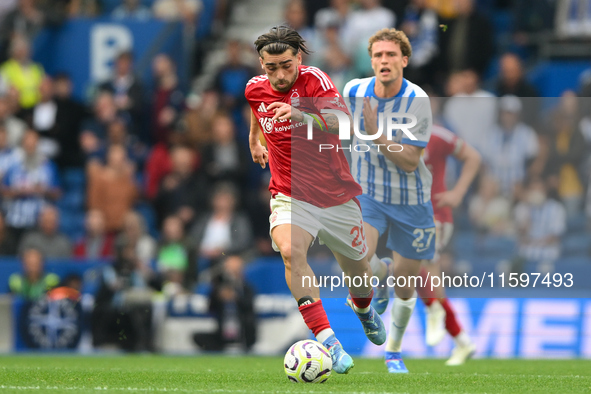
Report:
249,109,268,169
362,97,423,173
435,141,481,209
268,102,341,135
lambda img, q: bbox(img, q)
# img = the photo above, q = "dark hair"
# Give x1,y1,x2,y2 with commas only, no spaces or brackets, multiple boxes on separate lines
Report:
254,25,310,57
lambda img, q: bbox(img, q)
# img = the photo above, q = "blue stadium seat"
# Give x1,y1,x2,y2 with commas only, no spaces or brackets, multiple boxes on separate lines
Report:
59,209,86,240
61,168,85,192
56,190,85,211
562,233,591,256
244,258,290,295
566,215,587,234
479,236,517,258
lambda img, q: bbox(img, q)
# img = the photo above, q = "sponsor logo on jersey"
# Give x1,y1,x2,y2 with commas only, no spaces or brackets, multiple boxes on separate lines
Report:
257,103,267,113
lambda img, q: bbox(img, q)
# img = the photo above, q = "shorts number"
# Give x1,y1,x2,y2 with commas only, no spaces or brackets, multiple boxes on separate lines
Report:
412,228,436,253
350,222,366,248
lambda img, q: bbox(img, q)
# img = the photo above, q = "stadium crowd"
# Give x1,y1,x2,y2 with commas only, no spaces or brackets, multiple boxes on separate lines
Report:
1,0,591,352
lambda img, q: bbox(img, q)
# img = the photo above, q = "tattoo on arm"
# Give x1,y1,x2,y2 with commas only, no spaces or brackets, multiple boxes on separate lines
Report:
324,114,340,135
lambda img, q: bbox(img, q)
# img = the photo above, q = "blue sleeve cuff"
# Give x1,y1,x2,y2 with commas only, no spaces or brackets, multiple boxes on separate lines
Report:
401,138,428,148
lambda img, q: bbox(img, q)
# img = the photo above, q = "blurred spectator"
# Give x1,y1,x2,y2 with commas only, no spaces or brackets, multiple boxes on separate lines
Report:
153,0,202,24
1,129,60,242
152,54,185,144
212,40,256,114
284,0,315,45
0,212,17,255
437,0,494,78
513,0,556,45
9,248,59,300
154,145,208,227
0,94,26,147
202,112,249,191
87,144,138,233
157,215,195,295
73,209,115,259
0,125,21,180
98,51,144,138
468,175,513,236
115,211,156,270
18,205,72,259
314,0,352,35
67,0,99,17
51,73,87,168
400,0,439,86
481,95,540,199
514,177,566,264
312,21,351,91
0,36,44,110
495,53,539,98
0,0,44,63
426,0,458,19
30,77,60,159
556,0,591,37
112,0,152,21
184,90,220,147
344,0,396,76
0,0,18,23
247,173,274,256
92,243,156,352
87,118,146,167
443,70,497,152
79,91,119,156
144,131,187,201
193,255,256,352
494,53,540,127
191,182,252,263
543,91,586,218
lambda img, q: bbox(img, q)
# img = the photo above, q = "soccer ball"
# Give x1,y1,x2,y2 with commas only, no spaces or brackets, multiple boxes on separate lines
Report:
284,340,332,383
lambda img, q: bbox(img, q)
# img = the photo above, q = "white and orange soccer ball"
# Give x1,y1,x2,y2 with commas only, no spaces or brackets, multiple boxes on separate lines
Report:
283,340,332,383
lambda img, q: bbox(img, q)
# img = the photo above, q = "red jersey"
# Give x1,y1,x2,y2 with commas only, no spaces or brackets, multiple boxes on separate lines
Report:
245,65,361,208
424,125,464,223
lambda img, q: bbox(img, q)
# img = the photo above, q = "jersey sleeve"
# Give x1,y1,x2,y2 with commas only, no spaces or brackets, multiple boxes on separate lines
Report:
401,93,432,148
305,67,350,116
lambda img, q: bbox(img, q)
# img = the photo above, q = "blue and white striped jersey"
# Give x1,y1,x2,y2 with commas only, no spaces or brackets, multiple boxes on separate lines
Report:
343,77,433,206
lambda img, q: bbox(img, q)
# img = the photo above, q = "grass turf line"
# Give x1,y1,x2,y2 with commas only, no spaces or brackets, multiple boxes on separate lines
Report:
0,356,590,393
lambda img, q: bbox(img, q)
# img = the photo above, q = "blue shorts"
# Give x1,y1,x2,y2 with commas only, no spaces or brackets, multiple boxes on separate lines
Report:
358,194,436,260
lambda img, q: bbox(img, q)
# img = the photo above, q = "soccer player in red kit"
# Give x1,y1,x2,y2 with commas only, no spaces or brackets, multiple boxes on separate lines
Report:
420,123,481,365
245,26,386,374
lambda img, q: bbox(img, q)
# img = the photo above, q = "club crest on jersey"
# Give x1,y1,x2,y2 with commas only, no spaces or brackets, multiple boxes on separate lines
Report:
291,91,300,107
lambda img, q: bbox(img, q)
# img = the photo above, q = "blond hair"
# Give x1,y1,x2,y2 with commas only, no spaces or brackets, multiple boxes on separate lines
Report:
367,28,412,58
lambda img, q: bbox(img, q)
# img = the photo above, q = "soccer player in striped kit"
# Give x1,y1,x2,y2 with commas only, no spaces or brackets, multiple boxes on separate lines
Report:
343,28,434,373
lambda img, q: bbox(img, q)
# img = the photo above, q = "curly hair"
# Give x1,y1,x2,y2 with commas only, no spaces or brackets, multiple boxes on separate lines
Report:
367,28,412,58
254,25,311,57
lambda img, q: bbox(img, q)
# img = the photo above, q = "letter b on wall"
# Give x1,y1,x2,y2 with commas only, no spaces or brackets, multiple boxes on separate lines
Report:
91,24,133,82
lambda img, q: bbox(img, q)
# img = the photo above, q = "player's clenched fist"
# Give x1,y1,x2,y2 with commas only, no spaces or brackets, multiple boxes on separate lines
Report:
250,140,269,169
268,102,292,121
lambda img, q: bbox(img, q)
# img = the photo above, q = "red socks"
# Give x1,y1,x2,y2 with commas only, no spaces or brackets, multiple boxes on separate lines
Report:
440,298,462,337
298,300,331,336
349,289,373,309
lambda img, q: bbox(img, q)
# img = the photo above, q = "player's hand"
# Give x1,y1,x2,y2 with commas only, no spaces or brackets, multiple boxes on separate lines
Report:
268,102,292,121
362,97,379,135
250,140,269,169
434,190,463,209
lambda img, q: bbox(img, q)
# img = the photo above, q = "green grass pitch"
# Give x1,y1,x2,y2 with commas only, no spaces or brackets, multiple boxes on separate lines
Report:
0,355,590,393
